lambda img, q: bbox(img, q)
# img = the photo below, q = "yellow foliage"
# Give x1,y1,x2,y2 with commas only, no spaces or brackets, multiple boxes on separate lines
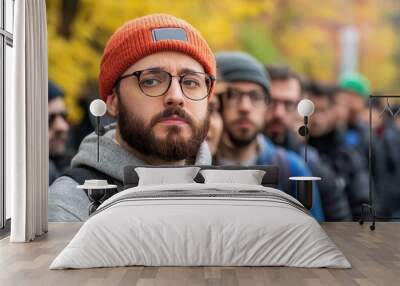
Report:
360,25,396,91
47,0,397,124
275,24,335,81
48,0,275,123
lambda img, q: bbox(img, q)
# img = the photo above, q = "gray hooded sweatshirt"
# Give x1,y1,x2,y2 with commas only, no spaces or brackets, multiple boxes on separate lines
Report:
48,123,212,222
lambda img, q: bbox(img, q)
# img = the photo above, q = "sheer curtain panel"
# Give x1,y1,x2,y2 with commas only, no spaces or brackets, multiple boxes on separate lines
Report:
7,0,48,242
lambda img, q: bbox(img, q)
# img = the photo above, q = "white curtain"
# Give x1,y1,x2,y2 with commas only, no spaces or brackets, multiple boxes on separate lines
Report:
7,0,48,242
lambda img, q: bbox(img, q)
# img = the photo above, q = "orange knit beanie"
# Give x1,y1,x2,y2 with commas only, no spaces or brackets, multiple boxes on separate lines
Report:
99,13,216,101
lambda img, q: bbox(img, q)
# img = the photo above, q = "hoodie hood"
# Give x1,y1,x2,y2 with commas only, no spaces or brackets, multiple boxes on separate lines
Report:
71,123,212,182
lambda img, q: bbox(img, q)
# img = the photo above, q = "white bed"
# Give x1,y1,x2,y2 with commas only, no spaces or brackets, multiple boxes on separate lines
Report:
50,183,351,269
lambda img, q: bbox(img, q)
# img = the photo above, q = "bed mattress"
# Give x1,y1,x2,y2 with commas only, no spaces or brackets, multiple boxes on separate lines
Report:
50,183,351,269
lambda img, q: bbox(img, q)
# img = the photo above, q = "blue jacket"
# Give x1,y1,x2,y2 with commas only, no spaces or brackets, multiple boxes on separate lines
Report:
256,136,325,222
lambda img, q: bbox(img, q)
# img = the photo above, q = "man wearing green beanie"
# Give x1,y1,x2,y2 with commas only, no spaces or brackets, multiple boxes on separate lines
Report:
338,72,370,127
336,72,370,154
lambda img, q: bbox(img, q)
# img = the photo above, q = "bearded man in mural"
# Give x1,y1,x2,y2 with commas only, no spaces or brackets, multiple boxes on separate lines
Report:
49,14,216,221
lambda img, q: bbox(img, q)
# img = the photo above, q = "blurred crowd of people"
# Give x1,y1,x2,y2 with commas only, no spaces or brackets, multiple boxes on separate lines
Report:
48,41,400,222
204,52,400,221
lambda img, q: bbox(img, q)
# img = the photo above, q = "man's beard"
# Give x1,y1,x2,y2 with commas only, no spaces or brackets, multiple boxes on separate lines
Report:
225,119,259,148
226,129,258,148
264,118,286,145
118,102,209,162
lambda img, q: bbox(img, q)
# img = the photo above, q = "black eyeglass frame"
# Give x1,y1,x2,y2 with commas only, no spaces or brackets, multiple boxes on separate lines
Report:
114,69,216,101
217,87,270,105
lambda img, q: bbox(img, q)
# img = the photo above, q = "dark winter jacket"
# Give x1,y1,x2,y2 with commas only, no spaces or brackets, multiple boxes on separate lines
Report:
309,129,369,219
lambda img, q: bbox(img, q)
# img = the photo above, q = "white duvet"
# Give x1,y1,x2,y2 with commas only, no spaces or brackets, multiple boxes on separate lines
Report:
50,183,351,269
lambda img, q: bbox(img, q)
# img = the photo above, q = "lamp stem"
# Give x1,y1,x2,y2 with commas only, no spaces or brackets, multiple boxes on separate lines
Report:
97,116,100,162
304,116,308,163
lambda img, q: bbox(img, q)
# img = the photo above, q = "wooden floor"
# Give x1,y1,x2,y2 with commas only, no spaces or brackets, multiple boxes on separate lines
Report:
0,222,399,286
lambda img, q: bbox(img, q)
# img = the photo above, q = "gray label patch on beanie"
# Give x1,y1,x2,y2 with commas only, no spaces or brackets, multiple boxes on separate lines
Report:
152,28,188,42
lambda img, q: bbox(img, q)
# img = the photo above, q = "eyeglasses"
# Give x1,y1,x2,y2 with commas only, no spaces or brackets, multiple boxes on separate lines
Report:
49,111,68,126
269,98,298,112
115,69,215,101
218,88,268,107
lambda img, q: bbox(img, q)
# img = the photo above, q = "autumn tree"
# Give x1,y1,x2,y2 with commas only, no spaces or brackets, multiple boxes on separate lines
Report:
47,0,397,123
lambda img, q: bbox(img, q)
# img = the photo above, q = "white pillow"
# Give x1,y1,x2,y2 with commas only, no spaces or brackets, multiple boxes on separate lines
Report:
135,167,201,186
200,169,266,185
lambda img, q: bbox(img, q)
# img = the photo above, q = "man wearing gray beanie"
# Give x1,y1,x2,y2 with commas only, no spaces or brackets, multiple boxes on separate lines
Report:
215,51,324,221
